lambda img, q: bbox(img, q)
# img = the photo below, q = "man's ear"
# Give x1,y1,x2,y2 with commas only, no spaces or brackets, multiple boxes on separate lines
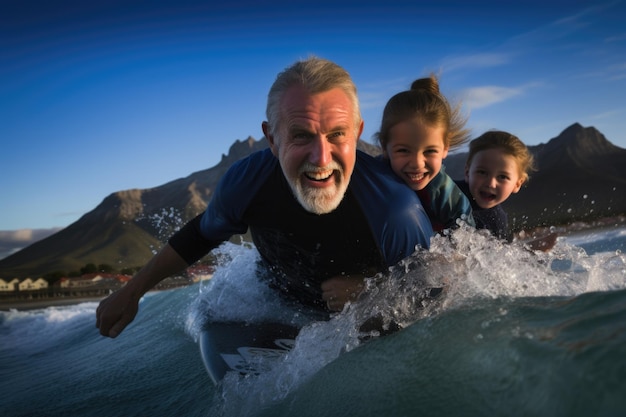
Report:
262,122,279,156
357,119,364,139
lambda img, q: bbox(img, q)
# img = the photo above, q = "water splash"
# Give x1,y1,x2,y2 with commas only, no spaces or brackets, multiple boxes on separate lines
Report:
187,225,626,416
135,206,186,253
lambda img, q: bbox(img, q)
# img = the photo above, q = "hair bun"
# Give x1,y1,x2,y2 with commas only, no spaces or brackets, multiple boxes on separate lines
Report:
410,75,439,94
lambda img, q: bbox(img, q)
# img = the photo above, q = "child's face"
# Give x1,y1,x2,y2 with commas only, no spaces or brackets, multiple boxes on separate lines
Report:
384,120,448,191
465,148,524,209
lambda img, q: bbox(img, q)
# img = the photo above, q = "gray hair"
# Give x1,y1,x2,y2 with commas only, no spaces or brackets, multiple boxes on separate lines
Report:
265,56,361,136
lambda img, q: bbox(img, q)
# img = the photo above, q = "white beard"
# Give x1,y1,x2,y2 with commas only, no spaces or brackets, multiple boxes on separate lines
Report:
287,162,347,214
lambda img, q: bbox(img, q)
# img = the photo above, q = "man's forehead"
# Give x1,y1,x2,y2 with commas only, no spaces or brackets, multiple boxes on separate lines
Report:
280,86,354,125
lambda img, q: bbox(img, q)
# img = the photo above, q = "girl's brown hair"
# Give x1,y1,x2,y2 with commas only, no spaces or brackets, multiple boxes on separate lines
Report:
376,74,470,151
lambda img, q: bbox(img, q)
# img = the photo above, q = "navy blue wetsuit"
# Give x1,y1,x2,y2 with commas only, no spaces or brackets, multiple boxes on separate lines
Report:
455,180,512,242
169,148,433,310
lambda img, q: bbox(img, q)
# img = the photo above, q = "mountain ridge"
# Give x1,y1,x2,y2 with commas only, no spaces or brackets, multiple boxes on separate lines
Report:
1,124,624,279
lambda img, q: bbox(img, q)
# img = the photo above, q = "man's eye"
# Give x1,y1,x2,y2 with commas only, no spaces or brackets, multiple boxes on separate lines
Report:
293,132,310,141
328,131,346,140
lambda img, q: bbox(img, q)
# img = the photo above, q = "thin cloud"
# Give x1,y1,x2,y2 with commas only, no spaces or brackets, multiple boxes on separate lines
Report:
0,228,62,240
0,228,62,260
439,6,606,74
461,86,523,110
608,62,626,80
461,80,543,110
441,53,511,73
359,77,410,110
605,33,626,43
442,3,621,78
575,62,626,81
506,4,606,47
589,108,624,120
0,229,33,242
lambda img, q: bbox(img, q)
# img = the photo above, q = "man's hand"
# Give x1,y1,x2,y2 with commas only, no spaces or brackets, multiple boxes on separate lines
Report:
321,275,366,311
96,287,140,338
95,243,189,338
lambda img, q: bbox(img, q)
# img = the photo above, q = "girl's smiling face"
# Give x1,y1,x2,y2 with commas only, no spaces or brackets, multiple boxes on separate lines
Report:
384,119,448,191
465,148,524,209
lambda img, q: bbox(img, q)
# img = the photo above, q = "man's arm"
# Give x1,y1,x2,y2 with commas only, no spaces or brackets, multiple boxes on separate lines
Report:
95,243,189,338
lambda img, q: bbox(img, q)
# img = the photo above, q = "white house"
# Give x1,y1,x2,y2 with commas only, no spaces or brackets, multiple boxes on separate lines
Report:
0,278,20,291
18,278,49,291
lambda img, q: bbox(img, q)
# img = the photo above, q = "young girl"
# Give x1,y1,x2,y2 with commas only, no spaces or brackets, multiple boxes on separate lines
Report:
376,75,473,233
455,130,534,242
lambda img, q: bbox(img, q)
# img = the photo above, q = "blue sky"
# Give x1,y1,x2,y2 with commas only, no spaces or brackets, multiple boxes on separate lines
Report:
1,0,625,231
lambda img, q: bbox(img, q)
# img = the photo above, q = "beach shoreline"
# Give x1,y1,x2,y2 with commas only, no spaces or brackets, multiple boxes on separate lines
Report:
0,296,107,311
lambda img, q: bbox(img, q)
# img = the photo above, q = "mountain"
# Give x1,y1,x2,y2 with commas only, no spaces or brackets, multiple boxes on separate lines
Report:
0,125,624,279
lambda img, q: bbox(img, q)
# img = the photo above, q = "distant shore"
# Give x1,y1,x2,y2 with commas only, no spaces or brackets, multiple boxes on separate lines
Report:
2,217,623,313
0,283,194,312
0,296,107,311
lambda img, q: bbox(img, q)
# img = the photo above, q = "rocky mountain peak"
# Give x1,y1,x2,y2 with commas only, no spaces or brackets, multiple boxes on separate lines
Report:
535,123,624,174
220,136,268,165
545,123,616,154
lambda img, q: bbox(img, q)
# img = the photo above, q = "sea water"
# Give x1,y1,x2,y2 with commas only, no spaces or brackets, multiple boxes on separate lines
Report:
1,224,625,417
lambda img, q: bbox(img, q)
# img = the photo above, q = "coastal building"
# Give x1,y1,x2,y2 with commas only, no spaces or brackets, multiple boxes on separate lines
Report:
18,278,49,290
0,278,20,291
57,273,129,289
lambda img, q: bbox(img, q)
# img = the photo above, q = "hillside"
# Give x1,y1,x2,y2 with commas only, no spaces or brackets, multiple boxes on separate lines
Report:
1,124,624,279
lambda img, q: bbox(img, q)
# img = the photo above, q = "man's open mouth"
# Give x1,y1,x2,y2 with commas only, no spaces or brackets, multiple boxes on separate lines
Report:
305,169,334,182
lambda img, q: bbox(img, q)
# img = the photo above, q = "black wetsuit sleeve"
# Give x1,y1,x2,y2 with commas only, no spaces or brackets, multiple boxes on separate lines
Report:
168,214,219,265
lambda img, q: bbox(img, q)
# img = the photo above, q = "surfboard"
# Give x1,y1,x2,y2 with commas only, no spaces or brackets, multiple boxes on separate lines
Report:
199,321,300,384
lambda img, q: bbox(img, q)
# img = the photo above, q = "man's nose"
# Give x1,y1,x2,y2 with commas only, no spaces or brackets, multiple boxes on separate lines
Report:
309,136,332,166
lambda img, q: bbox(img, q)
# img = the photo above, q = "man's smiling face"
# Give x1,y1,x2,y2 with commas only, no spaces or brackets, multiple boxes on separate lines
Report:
265,84,363,214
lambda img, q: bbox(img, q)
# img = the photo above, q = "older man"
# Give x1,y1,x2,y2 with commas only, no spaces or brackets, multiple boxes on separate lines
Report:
96,57,432,338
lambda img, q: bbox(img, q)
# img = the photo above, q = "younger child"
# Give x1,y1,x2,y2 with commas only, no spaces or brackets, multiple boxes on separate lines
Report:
455,130,533,242
376,75,474,233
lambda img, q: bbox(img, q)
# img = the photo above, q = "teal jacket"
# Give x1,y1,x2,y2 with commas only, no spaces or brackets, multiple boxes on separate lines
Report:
416,165,474,233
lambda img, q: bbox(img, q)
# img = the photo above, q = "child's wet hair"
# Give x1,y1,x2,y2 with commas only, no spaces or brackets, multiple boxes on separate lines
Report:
466,130,536,183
